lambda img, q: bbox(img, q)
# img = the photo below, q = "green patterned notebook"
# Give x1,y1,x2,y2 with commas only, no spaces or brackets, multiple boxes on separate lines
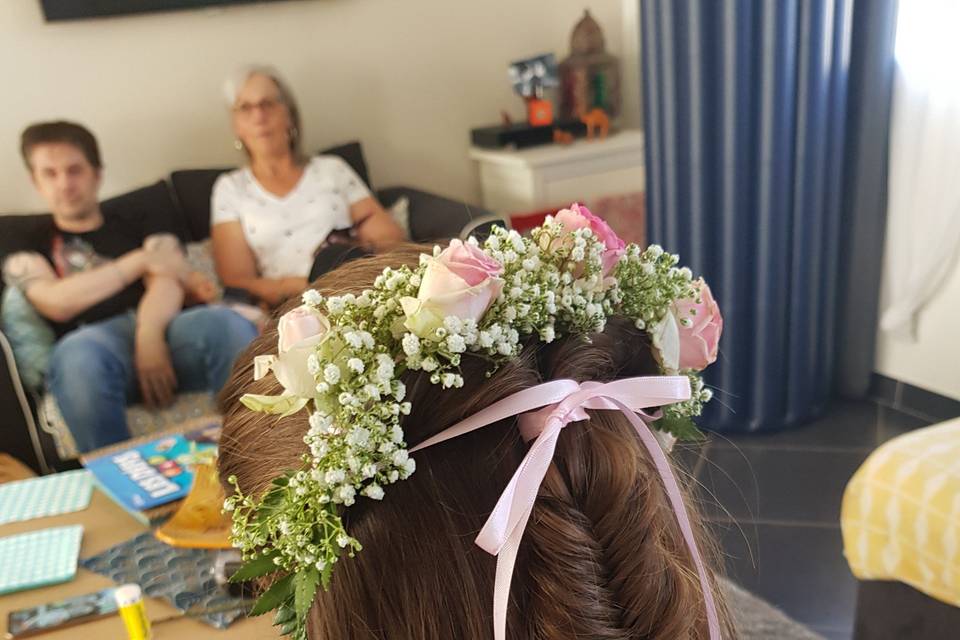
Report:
0,525,83,595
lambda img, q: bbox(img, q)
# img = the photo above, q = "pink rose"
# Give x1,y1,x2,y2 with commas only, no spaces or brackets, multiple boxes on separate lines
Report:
278,305,328,353
254,305,330,397
401,240,504,337
673,279,723,371
555,203,626,275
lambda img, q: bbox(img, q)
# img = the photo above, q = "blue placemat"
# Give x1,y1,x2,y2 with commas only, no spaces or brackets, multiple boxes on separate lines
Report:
0,470,93,525
81,532,248,629
0,525,84,595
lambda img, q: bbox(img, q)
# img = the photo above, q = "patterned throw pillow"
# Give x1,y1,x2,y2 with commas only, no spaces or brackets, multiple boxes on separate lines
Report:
0,286,55,391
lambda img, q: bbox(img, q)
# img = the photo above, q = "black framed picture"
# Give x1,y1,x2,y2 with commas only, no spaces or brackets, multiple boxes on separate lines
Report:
40,0,301,22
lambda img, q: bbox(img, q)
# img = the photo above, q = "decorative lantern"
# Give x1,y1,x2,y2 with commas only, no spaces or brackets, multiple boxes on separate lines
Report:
559,10,621,120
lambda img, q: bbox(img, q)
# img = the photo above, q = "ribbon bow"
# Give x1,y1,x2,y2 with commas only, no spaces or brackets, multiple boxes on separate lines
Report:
411,376,722,640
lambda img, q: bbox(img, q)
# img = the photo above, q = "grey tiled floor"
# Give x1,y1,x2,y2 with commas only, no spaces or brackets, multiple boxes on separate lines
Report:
679,399,933,640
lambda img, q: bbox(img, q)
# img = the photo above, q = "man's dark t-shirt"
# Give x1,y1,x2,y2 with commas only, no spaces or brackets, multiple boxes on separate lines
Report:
20,210,176,337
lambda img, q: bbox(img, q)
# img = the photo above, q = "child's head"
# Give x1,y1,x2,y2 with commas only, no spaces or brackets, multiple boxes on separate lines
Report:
219,244,730,639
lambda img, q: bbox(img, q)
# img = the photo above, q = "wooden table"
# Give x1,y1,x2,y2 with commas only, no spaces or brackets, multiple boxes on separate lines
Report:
0,489,274,639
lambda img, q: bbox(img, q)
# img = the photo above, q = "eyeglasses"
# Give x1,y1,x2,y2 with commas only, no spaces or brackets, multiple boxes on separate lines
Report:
233,97,283,116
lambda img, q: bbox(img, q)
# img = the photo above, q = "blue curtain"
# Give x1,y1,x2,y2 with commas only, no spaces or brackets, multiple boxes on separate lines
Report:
640,0,897,432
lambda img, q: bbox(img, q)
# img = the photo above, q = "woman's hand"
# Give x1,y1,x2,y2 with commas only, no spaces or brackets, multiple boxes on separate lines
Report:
279,276,308,298
350,197,405,250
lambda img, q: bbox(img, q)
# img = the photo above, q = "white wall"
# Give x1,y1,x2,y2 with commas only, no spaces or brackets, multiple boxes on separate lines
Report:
876,257,960,401
619,0,642,130
0,0,625,212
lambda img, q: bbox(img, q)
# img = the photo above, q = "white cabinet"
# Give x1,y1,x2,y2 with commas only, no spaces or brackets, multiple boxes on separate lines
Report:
469,130,645,214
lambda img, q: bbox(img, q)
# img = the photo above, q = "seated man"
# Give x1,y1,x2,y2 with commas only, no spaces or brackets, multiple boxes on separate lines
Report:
1,121,258,453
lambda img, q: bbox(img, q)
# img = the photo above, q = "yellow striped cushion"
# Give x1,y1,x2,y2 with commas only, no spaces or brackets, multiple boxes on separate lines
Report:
841,418,960,608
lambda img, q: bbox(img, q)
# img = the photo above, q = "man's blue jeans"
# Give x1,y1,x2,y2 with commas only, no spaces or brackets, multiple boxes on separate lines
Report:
47,306,257,453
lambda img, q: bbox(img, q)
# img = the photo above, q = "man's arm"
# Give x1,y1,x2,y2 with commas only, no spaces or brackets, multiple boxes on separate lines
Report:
2,251,147,323
133,233,200,408
133,272,183,408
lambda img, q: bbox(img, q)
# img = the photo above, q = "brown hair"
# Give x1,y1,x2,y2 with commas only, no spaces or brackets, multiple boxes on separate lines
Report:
20,121,102,170
219,245,734,639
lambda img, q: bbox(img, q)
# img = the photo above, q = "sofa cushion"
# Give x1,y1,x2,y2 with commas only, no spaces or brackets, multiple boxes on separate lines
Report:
168,141,372,242
167,169,232,242
0,286,55,391
100,180,187,240
841,418,960,609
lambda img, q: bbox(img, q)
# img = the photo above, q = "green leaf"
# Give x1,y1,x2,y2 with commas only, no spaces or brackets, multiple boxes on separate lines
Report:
262,487,287,507
294,567,321,617
230,551,281,582
655,414,705,441
249,572,295,617
320,559,334,590
274,602,296,625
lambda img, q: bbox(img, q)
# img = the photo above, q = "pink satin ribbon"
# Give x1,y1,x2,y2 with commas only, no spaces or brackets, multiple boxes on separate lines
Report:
411,376,721,640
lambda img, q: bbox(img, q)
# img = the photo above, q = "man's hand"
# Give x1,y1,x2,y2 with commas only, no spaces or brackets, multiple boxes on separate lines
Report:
135,329,178,409
142,243,188,280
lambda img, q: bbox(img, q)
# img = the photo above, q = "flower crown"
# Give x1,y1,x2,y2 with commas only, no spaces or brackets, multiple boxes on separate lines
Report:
225,204,723,638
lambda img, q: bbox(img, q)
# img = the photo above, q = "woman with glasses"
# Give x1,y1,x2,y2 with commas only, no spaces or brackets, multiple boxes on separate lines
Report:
211,66,404,308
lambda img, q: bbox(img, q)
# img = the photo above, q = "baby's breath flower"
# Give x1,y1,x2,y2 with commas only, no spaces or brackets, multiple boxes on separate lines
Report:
302,289,323,306
347,427,371,448
338,485,356,505
362,484,385,500
326,297,346,315
347,358,365,374
325,469,345,484
307,354,320,376
324,364,341,385
446,334,466,353
443,316,464,334
402,333,420,356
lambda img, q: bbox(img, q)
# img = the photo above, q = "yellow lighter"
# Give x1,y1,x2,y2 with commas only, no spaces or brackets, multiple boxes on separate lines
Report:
114,584,152,640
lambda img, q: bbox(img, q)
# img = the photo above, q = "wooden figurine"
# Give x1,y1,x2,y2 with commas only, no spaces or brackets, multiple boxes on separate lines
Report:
579,107,610,140
552,129,575,145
